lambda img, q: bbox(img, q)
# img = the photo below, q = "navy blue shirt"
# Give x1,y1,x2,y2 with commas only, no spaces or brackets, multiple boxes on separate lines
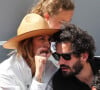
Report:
52,57,100,90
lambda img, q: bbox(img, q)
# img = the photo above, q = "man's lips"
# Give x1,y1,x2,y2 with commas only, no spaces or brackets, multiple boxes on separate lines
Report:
60,65,70,71
61,67,70,71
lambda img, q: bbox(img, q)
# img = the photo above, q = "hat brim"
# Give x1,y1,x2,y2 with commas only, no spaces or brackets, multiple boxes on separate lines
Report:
3,29,58,49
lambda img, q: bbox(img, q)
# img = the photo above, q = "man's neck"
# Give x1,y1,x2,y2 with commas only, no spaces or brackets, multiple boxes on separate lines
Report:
76,62,94,87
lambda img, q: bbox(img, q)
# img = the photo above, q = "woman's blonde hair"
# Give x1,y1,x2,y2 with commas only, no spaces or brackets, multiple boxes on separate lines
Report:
30,0,75,16
17,37,35,76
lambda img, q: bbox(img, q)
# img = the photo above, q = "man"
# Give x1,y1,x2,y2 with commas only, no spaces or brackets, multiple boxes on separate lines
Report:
49,23,100,90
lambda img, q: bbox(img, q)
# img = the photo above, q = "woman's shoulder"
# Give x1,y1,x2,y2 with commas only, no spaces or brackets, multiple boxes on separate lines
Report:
0,54,17,73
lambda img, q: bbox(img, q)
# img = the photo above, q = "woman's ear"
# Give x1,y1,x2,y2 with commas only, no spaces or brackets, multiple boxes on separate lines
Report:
43,12,50,20
80,52,89,62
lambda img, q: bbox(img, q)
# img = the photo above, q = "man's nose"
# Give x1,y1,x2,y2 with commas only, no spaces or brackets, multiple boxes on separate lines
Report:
58,56,67,65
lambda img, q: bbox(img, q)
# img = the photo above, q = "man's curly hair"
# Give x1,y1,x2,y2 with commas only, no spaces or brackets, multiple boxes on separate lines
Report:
51,23,96,60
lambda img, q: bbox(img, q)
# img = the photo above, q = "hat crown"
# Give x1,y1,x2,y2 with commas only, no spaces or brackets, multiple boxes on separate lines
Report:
3,13,58,49
17,13,49,35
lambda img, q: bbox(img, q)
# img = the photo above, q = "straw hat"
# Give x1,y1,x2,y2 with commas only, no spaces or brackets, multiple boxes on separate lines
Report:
3,13,58,49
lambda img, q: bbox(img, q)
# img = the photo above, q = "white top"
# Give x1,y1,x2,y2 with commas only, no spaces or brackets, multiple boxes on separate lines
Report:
0,54,58,90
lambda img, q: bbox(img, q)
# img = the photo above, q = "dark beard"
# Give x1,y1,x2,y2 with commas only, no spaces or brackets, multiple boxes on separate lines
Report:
60,60,83,77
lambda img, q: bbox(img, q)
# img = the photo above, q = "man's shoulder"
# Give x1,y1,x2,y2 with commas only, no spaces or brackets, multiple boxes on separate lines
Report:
93,56,100,69
89,56,100,75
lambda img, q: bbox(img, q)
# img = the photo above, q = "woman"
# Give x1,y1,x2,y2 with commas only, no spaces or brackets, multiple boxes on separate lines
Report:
30,0,75,29
0,13,58,90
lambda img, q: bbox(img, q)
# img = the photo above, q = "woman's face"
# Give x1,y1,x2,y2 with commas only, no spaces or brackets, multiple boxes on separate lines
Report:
32,35,50,55
46,10,74,29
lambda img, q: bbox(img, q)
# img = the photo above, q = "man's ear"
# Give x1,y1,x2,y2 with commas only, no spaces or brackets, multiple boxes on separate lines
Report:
80,52,89,62
43,12,50,20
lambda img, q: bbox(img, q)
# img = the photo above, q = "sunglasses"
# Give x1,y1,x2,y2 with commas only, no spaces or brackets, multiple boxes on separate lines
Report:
52,52,73,61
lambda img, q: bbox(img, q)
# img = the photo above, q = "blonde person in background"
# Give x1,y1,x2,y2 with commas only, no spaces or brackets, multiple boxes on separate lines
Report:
30,0,75,29
0,13,58,90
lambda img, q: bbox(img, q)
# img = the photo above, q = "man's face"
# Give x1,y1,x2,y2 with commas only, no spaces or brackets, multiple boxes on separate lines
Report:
56,42,83,77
